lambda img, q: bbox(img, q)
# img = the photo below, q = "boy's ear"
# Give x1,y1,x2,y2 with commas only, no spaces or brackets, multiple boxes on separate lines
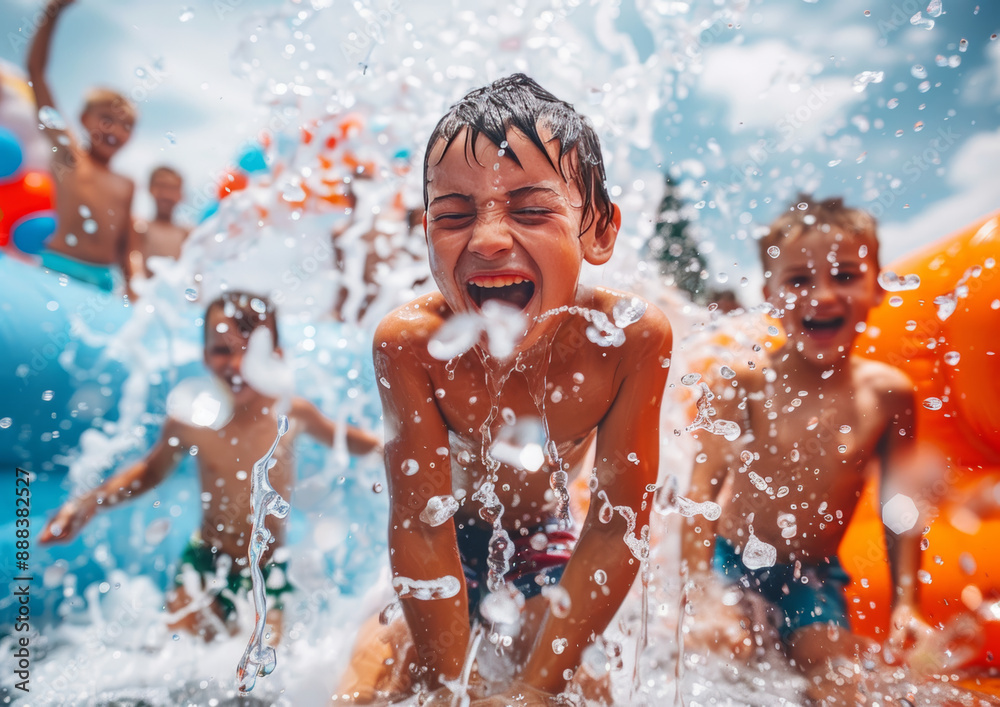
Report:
583,203,621,266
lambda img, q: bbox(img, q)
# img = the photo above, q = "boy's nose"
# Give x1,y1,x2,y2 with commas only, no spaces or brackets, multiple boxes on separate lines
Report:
468,216,514,258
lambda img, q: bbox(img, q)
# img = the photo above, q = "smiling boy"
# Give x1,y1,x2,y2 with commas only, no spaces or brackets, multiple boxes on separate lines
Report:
681,196,933,704
41,291,381,642
28,0,138,292
337,74,672,704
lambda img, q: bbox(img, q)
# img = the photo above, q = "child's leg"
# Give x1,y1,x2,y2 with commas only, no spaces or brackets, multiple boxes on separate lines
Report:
166,584,231,641
334,614,415,704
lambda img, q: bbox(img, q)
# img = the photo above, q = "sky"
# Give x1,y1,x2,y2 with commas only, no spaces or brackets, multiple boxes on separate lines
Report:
1,0,998,300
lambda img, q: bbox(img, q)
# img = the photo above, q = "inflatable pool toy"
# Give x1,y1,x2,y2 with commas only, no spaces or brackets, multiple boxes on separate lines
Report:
840,210,1000,667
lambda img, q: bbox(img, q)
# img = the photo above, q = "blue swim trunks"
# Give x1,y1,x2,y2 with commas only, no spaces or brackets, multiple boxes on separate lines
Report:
40,249,120,292
457,520,575,620
712,536,851,641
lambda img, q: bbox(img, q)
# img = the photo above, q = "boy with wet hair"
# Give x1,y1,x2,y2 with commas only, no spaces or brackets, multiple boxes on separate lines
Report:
337,73,672,704
131,165,190,278
28,0,139,293
41,291,381,642
681,195,935,704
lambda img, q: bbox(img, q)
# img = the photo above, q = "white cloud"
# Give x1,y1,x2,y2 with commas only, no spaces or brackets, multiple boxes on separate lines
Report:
698,40,862,142
962,39,1000,106
879,126,1000,262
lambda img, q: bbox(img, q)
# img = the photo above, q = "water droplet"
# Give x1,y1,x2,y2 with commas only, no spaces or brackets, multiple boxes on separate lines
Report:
767,245,780,258
838,444,848,453
923,397,943,411
83,219,98,234
38,106,67,131
741,534,777,570
401,459,419,476
594,569,607,586
720,366,736,379
379,376,391,389
184,288,198,302
41,390,54,402
0,418,11,429
887,98,899,109
179,7,194,21
925,0,942,17
852,70,884,92
914,121,924,132
680,373,701,386
911,64,928,79
944,351,960,365
552,638,569,655
959,38,968,52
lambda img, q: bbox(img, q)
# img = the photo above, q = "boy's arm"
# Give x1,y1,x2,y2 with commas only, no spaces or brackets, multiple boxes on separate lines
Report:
517,314,672,695
290,397,381,455
39,417,186,543
878,377,927,618
26,0,77,149
374,317,470,688
121,183,139,293
680,379,742,579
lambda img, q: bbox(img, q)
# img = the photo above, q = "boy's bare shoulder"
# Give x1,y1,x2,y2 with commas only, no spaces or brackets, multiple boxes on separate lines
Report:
590,286,673,354
374,292,450,358
853,356,915,406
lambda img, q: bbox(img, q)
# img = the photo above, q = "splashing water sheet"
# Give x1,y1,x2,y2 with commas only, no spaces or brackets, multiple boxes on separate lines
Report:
4,0,1000,705
237,415,291,692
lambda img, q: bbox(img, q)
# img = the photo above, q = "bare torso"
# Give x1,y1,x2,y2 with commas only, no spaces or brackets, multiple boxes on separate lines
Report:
174,410,298,560
49,151,133,265
384,286,649,532
135,218,188,263
717,354,901,562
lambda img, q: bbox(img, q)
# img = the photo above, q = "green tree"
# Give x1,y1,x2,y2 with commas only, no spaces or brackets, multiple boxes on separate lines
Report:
647,175,707,302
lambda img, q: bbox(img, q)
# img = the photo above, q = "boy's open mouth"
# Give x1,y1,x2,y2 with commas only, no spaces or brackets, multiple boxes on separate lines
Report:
802,316,845,335
467,275,535,311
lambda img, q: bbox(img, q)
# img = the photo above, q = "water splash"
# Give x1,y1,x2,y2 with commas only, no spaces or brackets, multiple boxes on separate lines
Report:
685,382,742,441
237,415,291,693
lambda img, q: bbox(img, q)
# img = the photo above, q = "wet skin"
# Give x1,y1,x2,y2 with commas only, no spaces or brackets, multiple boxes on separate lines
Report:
371,127,673,697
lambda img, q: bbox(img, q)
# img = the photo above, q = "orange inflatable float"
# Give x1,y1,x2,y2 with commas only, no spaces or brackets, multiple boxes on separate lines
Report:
840,209,1000,667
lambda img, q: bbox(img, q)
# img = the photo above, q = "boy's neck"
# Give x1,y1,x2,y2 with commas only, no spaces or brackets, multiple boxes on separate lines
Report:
86,147,113,169
153,211,175,224
774,344,855,386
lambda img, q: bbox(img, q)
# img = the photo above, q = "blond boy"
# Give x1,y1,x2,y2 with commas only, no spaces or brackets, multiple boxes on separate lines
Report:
682,196,934,704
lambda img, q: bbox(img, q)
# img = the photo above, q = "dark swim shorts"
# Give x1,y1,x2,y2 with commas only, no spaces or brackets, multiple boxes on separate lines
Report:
174,536,293,621
712,536,851,641
457,519,576,619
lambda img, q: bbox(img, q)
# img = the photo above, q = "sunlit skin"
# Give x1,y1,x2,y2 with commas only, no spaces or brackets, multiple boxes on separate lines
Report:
28,0,138,280
681,229,936,704
339,128,672,705
132,170,190,277
40,305,380,641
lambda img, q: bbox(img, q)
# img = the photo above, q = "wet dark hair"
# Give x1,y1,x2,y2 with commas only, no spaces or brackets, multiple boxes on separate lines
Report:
422,73,613,234
204,291,279,349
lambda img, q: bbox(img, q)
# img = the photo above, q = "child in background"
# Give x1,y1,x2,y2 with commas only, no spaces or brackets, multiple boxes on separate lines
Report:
338,73,672,704
41,291,381,642
131,165,190,278
28,0,138,293
681,196,935,705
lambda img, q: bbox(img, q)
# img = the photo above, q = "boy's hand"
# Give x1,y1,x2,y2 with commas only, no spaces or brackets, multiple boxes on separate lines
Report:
39,493,98,543
470,680,553,706
885,603,934,663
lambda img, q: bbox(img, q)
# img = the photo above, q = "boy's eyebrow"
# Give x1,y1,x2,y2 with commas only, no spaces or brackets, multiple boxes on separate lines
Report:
428,192,474,207
507,185,565,201
429,185,565,207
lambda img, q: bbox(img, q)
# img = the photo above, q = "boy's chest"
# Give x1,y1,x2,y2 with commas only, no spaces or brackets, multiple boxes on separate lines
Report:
432,356,618,447
743,388,887,479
